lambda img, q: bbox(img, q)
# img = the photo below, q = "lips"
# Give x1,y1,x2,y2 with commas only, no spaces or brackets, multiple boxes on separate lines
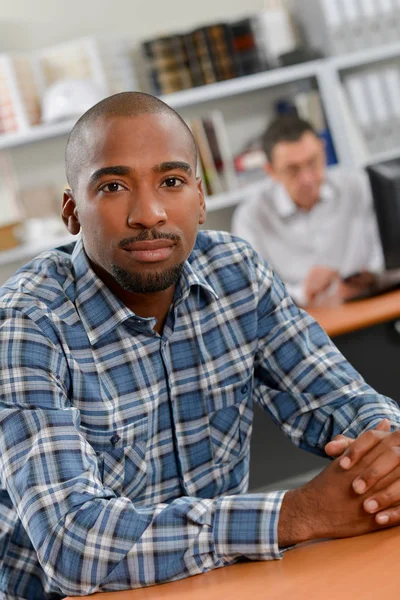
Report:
123,239,175,263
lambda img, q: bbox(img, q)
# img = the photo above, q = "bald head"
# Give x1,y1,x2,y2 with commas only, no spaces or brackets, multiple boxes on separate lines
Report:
65,91,197,192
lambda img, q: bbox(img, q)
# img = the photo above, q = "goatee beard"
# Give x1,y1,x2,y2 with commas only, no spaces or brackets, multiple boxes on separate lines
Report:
111,262,184,293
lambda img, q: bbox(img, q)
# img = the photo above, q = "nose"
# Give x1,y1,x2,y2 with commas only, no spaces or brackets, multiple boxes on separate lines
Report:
298,167,316,187
127,191,167,230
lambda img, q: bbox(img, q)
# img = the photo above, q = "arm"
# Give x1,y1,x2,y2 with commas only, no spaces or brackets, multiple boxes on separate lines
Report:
252,258,400,457
0,309,285,596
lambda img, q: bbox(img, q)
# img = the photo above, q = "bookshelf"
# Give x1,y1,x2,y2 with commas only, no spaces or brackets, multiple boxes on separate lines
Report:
0,232,74,267
2,41,400,273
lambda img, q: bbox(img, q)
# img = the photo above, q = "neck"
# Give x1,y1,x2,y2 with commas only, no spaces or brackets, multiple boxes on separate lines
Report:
88,259,176,334
120,287,175,334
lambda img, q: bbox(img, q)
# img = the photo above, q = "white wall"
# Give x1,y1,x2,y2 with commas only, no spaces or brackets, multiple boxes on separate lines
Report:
0,0,268,51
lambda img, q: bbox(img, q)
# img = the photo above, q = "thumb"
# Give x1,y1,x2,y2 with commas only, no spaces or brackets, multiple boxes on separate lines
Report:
325,434,354,457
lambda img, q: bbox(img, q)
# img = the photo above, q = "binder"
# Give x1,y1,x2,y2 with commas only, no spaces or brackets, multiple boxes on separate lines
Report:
344,73,379,155
340,0,364,53
336,80,369,164
289,0,347,57
251,8,296,68
357,0,382,49
380,66,400,148
376,0,398,44
363,70,393,153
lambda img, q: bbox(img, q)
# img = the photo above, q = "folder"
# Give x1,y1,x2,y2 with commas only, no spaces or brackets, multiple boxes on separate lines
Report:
357,0,383,49
289,0,347,57
363,70,393,153
340,0,364,53
344,73,380,156
376,0,399,44
380,66,400,148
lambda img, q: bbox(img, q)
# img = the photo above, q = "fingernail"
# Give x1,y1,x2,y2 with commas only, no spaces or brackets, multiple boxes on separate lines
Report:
376,514,389,524
340,456,352,469
364,499,379,513
353,479,366,494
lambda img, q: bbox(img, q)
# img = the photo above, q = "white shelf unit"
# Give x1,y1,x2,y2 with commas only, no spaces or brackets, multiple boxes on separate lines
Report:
2,42,400,270
0,233,75,267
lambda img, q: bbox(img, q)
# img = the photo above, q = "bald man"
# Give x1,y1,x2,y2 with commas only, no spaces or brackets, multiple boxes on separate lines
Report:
2,92,400,599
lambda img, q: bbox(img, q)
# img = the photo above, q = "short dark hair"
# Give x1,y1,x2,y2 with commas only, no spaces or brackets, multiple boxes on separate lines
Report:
65,91,197,192
262,115,317,162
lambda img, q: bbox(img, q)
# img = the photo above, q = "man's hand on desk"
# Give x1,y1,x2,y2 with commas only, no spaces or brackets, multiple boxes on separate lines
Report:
303,266,340,307
278,419,400,548
330,421,400,527
303,267,378,306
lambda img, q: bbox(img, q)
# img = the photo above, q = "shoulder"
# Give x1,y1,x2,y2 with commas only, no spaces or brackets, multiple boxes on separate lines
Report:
328,167,373,210
0,242,76,317
190,230,275,295
329,167,370,195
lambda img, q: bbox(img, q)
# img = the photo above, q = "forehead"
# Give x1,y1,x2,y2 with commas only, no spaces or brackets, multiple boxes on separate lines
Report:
80,113,195,176
272,132,322,166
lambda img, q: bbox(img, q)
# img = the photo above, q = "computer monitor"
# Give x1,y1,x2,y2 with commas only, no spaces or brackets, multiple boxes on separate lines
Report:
366,158,400,270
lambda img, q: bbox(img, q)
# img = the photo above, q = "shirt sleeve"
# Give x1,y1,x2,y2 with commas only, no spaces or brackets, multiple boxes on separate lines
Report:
0,308,285,597
252,255,400,456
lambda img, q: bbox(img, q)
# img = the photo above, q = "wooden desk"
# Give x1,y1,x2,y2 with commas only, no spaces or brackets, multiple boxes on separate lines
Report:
67,526,400,599
307,288,400,338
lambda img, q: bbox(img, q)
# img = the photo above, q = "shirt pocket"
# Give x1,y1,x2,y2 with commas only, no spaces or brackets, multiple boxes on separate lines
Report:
81,417,148,499
208,376,253,465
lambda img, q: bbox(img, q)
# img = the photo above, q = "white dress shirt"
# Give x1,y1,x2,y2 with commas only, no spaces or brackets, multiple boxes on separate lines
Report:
231,168,384,306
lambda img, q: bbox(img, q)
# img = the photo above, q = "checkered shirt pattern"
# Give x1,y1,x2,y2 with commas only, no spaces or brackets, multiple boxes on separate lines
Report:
1,231,400,599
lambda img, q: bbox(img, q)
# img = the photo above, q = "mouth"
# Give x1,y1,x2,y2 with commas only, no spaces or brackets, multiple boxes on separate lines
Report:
122,240,175,263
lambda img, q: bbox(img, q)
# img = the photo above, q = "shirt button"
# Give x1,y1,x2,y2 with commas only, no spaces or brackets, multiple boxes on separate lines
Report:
241,385,249,394
110,434,120,445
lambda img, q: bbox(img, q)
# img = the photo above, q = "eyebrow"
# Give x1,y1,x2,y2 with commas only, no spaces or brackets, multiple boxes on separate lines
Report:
152,161,192,175
89,165,133,185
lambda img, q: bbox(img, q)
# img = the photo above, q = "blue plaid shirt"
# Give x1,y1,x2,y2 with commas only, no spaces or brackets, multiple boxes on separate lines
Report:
1,231,400,599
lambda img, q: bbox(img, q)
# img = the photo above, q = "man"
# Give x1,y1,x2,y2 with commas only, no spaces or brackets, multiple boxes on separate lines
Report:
232,115,385,306
1,92,400,599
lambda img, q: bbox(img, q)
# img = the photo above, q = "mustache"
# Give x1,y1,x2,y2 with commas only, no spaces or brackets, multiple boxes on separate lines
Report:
118,229,181,249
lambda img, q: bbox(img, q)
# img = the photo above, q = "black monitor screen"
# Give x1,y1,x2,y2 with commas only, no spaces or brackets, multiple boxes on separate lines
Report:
366,159,400,270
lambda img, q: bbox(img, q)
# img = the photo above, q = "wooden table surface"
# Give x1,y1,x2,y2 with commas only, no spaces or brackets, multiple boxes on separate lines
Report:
307,288,400,337
68,526,400,600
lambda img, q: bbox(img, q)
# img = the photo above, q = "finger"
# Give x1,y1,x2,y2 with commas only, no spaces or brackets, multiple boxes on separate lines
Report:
363,472,400,518
325,435,353,457
373,504,400,527
351,444,400,495
339,425,392,470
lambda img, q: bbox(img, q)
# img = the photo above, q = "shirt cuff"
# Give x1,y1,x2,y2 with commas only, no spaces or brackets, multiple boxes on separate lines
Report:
213,491,286,562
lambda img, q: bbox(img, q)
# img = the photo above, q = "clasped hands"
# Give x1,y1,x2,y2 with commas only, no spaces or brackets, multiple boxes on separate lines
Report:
325,418,400,526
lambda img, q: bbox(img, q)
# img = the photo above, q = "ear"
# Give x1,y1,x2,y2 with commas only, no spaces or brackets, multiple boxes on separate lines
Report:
265,161,278,182
197,177,206,225
62,189,81,235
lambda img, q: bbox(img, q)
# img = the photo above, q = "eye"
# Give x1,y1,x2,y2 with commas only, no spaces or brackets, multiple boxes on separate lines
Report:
161,177,185,188
99,182,126,193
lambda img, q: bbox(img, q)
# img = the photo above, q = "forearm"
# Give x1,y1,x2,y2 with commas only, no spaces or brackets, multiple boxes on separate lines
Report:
36,491,286,595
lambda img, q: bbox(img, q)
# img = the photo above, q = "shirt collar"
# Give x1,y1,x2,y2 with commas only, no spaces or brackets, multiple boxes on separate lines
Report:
71,237,218,345
273,178,335,218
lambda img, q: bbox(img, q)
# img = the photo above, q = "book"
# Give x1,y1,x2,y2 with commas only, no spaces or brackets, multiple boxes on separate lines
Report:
230,17,266,77
203,23,237,82
189,28,218,86
142,35,192,94
181,32,205,87
205,110,238,191
189,116,224,196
